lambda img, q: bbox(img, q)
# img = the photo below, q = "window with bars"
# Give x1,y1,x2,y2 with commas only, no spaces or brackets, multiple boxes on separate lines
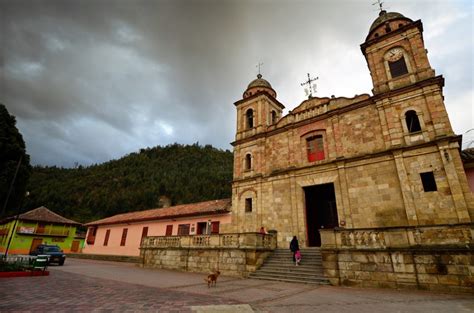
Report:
120,228,128,246
306,135,325,162
103,229,110,246
405,110,421,133
177,224,190,235
389,57,408,78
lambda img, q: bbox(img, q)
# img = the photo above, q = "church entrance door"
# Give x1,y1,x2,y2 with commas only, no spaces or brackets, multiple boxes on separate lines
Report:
304,183,338,247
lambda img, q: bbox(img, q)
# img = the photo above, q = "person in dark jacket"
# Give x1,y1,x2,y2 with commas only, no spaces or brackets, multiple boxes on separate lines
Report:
289,236,299,262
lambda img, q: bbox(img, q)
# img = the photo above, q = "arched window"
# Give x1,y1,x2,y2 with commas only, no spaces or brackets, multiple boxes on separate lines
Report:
246,109,254,129
271,110,277,124
306,135,325,162
245,153,252,170
405,110,421,133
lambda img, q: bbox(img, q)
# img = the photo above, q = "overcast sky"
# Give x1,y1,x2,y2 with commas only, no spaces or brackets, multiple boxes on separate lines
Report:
1,0,472,167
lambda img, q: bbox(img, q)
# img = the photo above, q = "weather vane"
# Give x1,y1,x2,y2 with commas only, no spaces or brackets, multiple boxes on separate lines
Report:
256,62,264,77
372,0,384,12
300,73,319,99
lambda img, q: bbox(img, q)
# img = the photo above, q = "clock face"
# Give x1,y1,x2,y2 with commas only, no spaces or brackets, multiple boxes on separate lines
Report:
386,47,404,62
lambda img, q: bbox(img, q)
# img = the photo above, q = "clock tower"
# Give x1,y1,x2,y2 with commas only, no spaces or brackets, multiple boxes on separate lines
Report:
361,10,435,95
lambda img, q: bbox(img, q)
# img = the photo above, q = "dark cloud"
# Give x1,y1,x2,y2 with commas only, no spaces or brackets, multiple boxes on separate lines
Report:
1,0,472,167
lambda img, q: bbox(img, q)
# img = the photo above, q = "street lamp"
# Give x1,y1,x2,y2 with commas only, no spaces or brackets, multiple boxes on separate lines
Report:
4,191,30,257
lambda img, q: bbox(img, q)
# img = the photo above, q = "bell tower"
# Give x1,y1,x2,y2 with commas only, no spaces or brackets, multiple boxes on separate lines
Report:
234,74,284,141
361,10,435,95
232,74,284,181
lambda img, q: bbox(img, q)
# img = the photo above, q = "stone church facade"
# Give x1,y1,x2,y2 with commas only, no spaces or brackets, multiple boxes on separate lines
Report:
222,10,473,291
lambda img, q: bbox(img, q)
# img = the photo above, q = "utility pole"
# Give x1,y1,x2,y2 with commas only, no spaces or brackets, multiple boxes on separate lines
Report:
4,191,29,257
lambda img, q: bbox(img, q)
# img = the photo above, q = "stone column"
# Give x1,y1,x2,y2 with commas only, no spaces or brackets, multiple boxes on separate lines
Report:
393,151,419,225
336,161,353,228
437,141,470,222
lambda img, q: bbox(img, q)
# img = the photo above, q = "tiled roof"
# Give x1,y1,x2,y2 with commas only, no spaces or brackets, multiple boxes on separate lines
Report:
85,198,231,226
3,206,81,225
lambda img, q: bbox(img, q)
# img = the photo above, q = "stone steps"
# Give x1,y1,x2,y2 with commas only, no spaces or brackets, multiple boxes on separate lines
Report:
249,248,329,285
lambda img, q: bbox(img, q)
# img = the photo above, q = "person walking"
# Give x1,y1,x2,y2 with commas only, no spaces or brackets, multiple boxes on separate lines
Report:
289,236,299,262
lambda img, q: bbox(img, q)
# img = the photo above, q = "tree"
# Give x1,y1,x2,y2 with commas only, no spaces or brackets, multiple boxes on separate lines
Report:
0,104,32,218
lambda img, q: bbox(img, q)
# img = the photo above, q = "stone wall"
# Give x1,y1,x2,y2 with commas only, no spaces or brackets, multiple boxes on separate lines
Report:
140,233,276,277
226,140,473,248
141,248,271,277
68,253,141,263
322,248,473,293
320,225,474,293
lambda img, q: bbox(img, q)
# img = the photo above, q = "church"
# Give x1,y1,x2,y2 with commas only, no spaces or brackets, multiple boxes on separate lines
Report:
220,9,473,290
140,8,473,292
224,9,473,245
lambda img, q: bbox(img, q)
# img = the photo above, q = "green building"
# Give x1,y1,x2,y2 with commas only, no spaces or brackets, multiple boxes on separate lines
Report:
0,206,84,255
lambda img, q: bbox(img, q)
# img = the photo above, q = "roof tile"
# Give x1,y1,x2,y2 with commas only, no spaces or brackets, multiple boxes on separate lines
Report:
3,206,81,225
85,198,231,226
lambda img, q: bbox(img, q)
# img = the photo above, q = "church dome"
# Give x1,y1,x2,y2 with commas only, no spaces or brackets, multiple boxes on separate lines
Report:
367,10,413,40
243,74,277,99
247,74,273,89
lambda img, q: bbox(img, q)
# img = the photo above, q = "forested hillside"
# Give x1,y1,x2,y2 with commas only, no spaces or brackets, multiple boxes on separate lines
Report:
21,144,233,223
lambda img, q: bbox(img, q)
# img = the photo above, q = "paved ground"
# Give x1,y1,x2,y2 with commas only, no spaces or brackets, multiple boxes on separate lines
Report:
1,258,473,313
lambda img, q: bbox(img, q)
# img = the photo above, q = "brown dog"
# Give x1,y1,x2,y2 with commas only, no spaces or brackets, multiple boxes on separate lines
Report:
204,271,220,288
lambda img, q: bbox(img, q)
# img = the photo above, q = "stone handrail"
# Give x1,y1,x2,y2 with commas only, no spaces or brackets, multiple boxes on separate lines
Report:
320,223,473,249
141,232,277,250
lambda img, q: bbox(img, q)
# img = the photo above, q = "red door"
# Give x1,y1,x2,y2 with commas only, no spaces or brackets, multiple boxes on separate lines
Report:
197,222,207,235
165,225,173,236
211,222,220,234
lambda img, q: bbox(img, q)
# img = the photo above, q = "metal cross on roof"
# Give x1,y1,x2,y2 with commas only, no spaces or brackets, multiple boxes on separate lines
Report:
372,0,384,12
300,73,319,99
256,62,264,76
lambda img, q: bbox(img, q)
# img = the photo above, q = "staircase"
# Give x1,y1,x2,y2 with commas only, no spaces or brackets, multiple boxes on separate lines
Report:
249,248,330,285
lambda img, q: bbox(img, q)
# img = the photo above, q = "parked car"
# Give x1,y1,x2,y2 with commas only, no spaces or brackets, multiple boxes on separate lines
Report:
30,244,66,265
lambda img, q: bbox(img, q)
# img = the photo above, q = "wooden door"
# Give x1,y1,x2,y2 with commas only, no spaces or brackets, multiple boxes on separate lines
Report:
197,222,207,235
165,225,173,236
30,238,43,253
71,240,80,252
211,222,220,234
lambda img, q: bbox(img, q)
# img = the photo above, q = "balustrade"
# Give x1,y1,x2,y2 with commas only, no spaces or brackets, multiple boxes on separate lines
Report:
142,232,276,250
320,224,473,249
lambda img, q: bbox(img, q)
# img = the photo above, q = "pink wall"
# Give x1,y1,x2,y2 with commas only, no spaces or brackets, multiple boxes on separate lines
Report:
82,213,231,256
